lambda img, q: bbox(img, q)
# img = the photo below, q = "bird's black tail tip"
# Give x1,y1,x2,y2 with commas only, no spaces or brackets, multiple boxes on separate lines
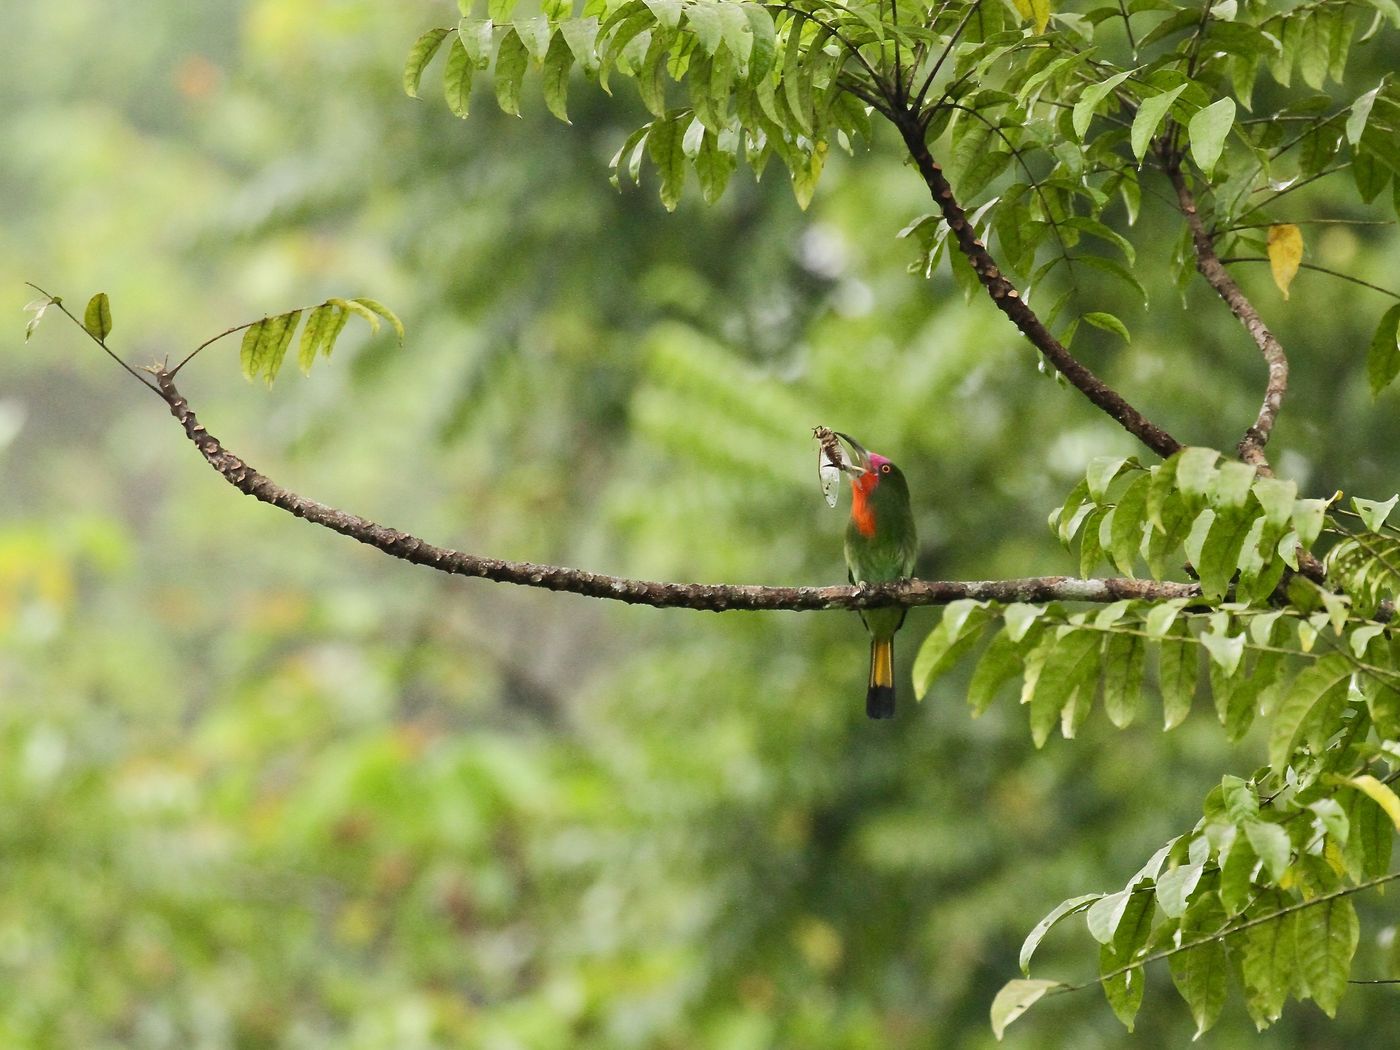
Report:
866,684,896,719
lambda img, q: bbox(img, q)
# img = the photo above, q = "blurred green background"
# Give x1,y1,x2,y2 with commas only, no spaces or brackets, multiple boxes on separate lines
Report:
3,1,1399,1046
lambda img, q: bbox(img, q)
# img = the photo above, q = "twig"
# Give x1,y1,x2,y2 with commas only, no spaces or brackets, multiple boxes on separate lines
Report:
147,367,1202,611
26,282,162,395
1049,869,1400,996
1216,258,1400,302
1162,156,1287,473
890,112,1183,460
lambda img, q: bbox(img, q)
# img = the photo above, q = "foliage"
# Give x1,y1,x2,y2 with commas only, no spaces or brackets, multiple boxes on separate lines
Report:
6,0,1400,1045
405,0,1400,1034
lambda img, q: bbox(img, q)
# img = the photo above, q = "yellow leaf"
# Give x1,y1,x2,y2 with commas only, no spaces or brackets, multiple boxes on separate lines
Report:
1011,0,1052,33
1267,223,1303,300
1350,774,1400,831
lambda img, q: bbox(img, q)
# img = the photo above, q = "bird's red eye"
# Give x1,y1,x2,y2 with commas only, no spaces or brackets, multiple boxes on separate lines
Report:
880,463,891,474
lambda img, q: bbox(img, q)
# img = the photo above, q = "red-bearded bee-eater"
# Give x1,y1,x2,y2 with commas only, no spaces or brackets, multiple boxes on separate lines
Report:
819,430,918,719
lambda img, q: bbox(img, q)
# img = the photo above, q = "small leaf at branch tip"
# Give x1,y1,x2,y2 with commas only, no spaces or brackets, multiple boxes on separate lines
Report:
83,292,113,342
1266,224,1303,300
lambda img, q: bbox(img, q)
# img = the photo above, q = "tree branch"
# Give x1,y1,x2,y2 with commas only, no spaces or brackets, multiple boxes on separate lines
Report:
889,113,1183,461
1162,154,1287,474
150,367,1201,611
1054,868,1400,996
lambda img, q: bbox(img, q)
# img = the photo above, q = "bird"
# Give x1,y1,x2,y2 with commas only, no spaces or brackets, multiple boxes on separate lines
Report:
838,434,918,719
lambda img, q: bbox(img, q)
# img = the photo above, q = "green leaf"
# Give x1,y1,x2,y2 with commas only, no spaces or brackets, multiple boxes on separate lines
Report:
443,37,474,117
642,0,682,28
1109,473,1150,574
515,15,552,61
968,628,1027,715
83,292,112,341
791,139,827,211
1219,833,1257,915
349,299,404,346
1176,447,1221,503
1352,494,1399,531
695,129,735,204
460,18,494,69
1298,9,1332,89
1102,632,1145,728
489,0,518,22
1347,83,1381,145
1086,888,1137,945
1252,478,1298,529
1187,97,1235,179
684,1,724,53
648,112,688,211
494,28,529,116
1221,775,1259,822
1168,891,1229,1038
1296,895,1359,1016
1197,508,1254,599
1268,652,1352,770
1083,311,1131,345
561,17,601,72
913,600,991,699
1026,629,1101,747
1157,626,1197,730
1131,84,1187,160
1240,892,1296,1029
780,16,818,136
240,310,302,386
1156,861,1205,919
1364,0,1400,27
1072,68,1135,140
1243,820,1291,882
990,979,1060,1040
744,5,777,81
1020,894,1102,974
1343,788,1394,879
297,303,335,374
1099,887,1155,1031
542,31,575,122
404,26,452,99
1366,303,1400,396
1086,456,1131,501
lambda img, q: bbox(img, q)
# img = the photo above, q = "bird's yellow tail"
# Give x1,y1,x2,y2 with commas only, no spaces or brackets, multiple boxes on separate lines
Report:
867,637,896,719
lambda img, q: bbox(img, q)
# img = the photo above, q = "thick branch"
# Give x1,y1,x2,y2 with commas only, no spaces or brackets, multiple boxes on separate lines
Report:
151,368,1200,611
890,113,1183,461
1164,158,1288,474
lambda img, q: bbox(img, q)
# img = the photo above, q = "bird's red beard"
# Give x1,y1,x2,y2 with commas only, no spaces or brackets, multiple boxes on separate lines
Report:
850,473,878,538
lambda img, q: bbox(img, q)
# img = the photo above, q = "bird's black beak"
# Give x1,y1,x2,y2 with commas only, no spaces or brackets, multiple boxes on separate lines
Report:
833,431,872,474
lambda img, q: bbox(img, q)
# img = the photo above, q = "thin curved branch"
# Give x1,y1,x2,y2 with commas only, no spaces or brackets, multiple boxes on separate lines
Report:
1217,257,1400,302
1050,868,1400,997
1162,155,1286,473
26,283,162,395
889,112,1183,460
149,367,1201,611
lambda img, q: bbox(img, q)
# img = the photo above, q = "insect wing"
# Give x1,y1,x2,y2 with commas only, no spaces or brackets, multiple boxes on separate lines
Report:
819,451,842,507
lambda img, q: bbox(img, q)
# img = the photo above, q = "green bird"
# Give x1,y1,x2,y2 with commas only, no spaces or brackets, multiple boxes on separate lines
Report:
839,435,918,719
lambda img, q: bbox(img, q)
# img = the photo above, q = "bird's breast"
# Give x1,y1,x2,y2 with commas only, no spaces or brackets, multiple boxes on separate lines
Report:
850,474,878,538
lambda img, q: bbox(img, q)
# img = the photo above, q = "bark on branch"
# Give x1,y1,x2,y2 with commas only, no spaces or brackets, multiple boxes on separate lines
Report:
152,368,1201,611
892,111,1183,462
1163,156,1288,474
